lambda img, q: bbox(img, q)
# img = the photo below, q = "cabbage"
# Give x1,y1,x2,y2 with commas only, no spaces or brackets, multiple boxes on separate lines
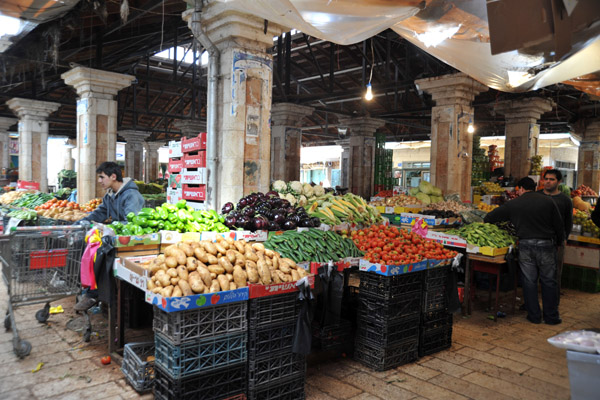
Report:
416,192,431,204
288,181,303,195
558,184,571,198
409,187,420,196
313,185,325,197
272,180,287,193
431,186,442,197
419,181,433,195
302,183,314,197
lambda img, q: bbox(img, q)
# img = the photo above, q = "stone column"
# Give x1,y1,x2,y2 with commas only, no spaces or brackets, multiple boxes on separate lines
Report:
0,117,17,171
175,120,207,138
336,117,386,199
495,97,554,180
577,120,600,191
416,73,488,201
120,130,149,181
6,99,60,192
144,142,163,183
63,138,76,171
270,103,313,182
62,67,135,203
184,5,286,208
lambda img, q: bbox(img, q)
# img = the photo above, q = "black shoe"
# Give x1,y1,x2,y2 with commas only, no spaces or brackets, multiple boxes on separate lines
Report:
74,295,97,311
519,304,526,311
526,315,541,324
544,318,562,325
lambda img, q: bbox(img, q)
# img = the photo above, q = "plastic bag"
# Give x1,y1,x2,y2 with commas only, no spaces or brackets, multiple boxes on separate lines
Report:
316,262,344,326
292,277,315,355
93,236,116,304
547,330,600,354
80,240,100,289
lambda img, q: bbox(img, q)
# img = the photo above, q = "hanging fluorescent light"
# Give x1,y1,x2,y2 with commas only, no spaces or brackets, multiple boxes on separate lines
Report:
365,83,373,101
467,118,475,134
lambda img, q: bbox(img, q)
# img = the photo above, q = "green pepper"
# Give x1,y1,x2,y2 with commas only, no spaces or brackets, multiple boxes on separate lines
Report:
158,208,168,220
132,216,148,227
126,212,135,222
164,221,175,231
188,221,202,232
208,209,219,221
217,223,229,233
162,203,178,213
218,215,225,223
121,227,132,236
157,221,165,230
147,220,159,228
177,209,190,222
137,211,152,219
176,221,185,231
186,205,194,213
192,211,204,222
176,199,187,209
168,213,178,224
143,227,154,234
199,223,208,231
141,208,155,215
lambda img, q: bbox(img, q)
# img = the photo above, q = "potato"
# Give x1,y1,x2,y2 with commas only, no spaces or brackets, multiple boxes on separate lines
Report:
265,257,273,268
147,279,156,290
225,250,237,264
251,243,265,252
177,265,189,280
229,282,237,290
210,272,217,279
245,251,258,262
209,280,220,293
297,268,308,278
194,247,209,263
218,257,234,273
281,257,297,269
234,252,246,266
225,236,235,245
257,259,272,285
217,274,230,291
165,256,178,269
244,244,253,255
233,265,248,288
215,243,228,254
170,277,180,285
291,270,300,281
276,270,291,283
178,279,193,296
208,265,225,275
272,255,279,270
166,246,187,265
264,249,275,258
207,254,219,265
271,269,282,284
233,241,245,253
172,286,183,297
152,287,162,294
177,242,194,257
167,268,178,278
279,262,291,274
149,263,164,274
246,264,259,283
204,242,218,255
162,285,174,298
188,272,205,293
186,257,199,271
155,271,171,287
197,266,213,287
190,241,202,250
226,273,233,281
246,260,257,270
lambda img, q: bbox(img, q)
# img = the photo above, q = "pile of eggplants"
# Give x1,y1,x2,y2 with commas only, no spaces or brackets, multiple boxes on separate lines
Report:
221,191,321,231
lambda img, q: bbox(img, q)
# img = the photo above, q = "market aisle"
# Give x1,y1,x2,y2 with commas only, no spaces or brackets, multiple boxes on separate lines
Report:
0,280,598,399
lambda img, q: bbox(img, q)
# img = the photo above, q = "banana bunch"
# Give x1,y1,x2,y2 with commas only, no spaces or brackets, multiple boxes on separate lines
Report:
307,193,382,226
477,202,498,212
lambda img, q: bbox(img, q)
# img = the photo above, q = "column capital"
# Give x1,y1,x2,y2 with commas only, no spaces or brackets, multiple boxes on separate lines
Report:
184,6,287,52
6,98,60,120
271,103,314,126
415,72,488,106
62,67,135,99
119,130,150,143
494,97,554,123
174,120,207,138
144,141,165,152
0,117,17,131
338,116,386,137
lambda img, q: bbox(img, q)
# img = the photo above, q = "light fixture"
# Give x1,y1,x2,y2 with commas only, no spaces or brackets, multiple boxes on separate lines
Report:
364,83,373,101
364,38,374,102
467,118,475,134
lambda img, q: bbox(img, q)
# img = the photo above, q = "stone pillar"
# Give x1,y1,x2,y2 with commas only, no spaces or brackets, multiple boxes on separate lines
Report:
6,99,60,192
0,117,17,171
495,97,554,180
184,5,286,208
270,103,313,182
336,117,386,199
120,130,149,181
577,120,600,191
63,138,76,171
62,67,135,203
416,73,488,201
144,142,163,183
175,120,207,138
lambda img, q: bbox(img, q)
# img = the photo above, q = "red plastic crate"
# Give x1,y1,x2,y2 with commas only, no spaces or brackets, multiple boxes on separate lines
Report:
182,184,206,201
183,152,206,169
29,249,68,270
168,159,184,173
181,133,207,153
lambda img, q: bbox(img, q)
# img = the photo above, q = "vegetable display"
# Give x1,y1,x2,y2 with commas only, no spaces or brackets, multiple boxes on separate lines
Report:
141,237,310,298
307,193,381,226
10,192,54,208
369,194,422,207
447,222,515,248
0,191,27,205
408,181,444,204
424,200,471,213
263,228,363,263
7,209,38,221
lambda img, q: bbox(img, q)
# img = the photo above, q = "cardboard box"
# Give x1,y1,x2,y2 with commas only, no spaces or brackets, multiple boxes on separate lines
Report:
168,158,184,173
181,133,207,153
466,243,510,257
234,230,269,242
168,140,182,158
159,230,202,244
146,287,249,312
400,213,449,227
394,205,423,214
248,275,314,298
182,184,206,201
186,200,206,212
113,233,161,257
425,231,467,249
180,168,207,185
183,152,206,169
168,173,182,189
200,231,239,242
359,258,428,276
167,188,182,204
114,257,154,291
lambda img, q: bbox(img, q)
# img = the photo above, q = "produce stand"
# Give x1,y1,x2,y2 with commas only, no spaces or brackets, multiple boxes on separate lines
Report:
564,234,600,293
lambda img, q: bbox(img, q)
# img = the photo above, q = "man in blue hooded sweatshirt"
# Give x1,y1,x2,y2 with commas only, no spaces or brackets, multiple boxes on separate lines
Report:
75,161,144,311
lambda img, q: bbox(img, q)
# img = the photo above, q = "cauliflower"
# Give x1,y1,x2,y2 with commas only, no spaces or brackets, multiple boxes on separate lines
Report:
298,195,308,207
313,185,325,197
285,193,297,206
302,183,314,197
272,180,287,193
288,181,303,195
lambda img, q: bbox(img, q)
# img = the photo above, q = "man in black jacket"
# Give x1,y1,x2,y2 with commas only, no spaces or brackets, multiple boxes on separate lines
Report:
592,199,600,229
484,177,564,325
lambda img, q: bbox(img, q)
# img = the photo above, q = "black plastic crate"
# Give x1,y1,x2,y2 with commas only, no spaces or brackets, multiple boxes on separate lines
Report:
155,332,247,380
355,315,419,347
121,342,155,392
154,302,247,345
424,265,449,287
359,271,423,301
154,362,246,400
421,309,453,332
248,373,305,400
422,283,448,312
249,321,295,361
354,337,418,371
358,290,422,322
249,292,299,328
419,325,453,357
248,351,306,389
312,319,353,350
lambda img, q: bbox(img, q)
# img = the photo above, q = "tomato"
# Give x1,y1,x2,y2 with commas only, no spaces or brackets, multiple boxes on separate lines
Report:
100,355,111,365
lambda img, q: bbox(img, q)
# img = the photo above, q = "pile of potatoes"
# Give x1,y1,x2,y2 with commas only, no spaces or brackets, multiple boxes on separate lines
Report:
142,235,310,298
36,207,89,221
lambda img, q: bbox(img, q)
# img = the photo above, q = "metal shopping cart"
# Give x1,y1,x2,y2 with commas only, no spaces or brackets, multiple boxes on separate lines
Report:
0,225,86,358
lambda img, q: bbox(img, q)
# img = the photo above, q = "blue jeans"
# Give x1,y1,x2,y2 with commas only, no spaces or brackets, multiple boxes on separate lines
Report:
518,239,560,322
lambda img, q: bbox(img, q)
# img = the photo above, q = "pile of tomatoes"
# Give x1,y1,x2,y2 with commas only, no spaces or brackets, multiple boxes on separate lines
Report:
80,198,102,212
350,225,457,265
35,198,80,211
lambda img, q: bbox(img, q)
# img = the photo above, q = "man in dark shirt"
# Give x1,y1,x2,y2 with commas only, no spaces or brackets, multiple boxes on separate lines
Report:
484,177,564,325
592,199,600,229
539,169,572,298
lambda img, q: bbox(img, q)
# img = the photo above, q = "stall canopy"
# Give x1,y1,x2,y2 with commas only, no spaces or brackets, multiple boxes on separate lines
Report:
218,0,600,95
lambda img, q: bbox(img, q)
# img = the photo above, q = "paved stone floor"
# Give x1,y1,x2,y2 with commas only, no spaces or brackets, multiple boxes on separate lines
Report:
0,279,598,399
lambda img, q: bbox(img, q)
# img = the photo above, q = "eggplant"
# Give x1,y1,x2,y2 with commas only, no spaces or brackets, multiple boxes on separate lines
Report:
266,190,279,198
247,193,258,205
221,202,234,214
272,212,286,225
253,216,268,231
237,198,248,209
286,214,301,224
242,206,255,217
224,215,237,228
268,221,281,231
282,220,297,230
236,215,250,229
299,218,314,227
228,210,241,219
311,217,321,227
286,207,296,215
280,199,291,208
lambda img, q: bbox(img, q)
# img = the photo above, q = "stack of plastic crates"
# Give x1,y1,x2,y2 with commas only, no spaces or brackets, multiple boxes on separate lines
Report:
121,342,156,393
152,301,248,399
247,292,305,400
354,271,423,371
420,265,453,357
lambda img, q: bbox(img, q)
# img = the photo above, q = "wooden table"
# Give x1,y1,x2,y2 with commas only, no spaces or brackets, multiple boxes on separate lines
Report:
463,253,516,322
